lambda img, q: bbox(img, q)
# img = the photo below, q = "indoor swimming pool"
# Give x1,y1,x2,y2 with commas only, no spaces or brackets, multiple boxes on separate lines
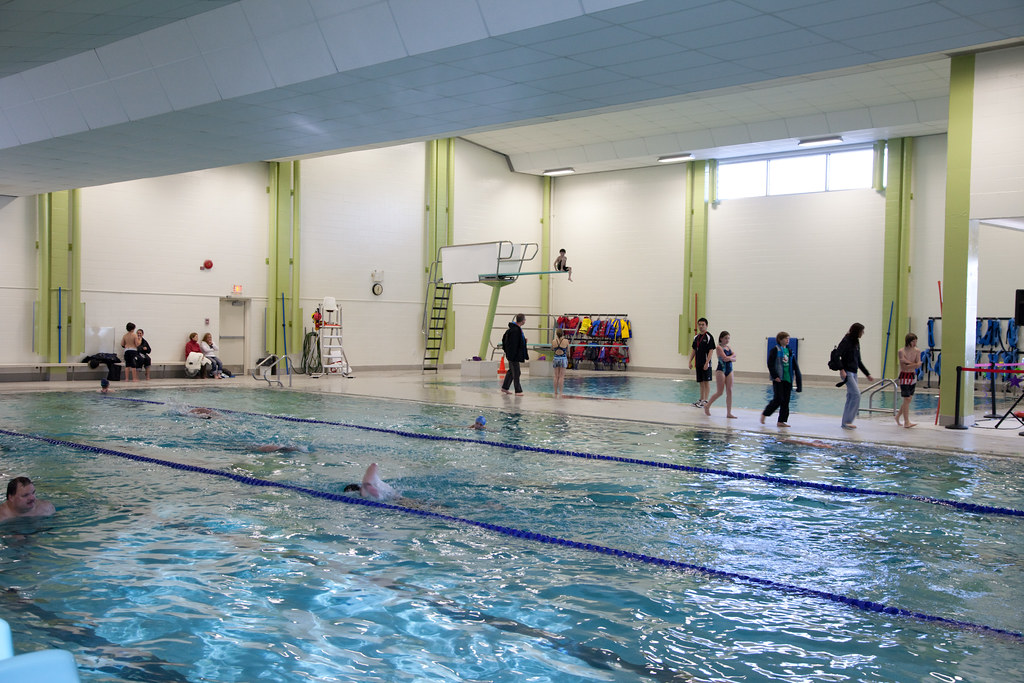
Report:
1,388,1021,682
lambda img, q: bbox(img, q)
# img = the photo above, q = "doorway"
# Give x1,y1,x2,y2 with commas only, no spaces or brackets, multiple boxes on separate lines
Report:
219,297,249,373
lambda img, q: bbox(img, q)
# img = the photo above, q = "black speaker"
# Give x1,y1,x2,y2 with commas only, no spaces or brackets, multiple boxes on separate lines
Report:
1017,289,1024,322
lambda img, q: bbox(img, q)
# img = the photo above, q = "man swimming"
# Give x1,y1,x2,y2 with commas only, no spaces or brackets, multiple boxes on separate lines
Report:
0,477,56,522
252,444,309,453
343,463,399,502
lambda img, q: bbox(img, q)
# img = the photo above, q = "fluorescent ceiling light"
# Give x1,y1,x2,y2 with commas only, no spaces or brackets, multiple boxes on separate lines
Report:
798,136,843,147
657,153,693,163
542,167,575,176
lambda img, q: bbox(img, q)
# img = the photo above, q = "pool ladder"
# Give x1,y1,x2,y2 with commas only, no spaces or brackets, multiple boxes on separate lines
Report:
859,378,898,415
251,354,295,388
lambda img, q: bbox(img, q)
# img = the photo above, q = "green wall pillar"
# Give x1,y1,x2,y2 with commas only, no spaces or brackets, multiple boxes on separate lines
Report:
539,175,552,346
426,139,456,360
939,55,977,424
880,138,913,378
266,161,302,356
680,160,710,354
36,190,84,363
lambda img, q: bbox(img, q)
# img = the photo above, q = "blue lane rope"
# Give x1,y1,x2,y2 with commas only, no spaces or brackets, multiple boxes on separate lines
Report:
105,396,1024,518
1,426,1020,642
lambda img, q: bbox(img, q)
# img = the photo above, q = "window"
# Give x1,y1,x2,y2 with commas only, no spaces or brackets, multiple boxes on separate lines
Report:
716,160,766,200
827,149,873,191
768,154,825,195
717,146,877,200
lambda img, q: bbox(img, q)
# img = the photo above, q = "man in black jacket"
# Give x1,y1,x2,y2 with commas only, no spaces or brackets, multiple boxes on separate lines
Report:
501,313,528,396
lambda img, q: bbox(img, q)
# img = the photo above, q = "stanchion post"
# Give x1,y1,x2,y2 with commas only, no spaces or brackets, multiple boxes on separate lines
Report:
984,364,1000,418
946,365,968,429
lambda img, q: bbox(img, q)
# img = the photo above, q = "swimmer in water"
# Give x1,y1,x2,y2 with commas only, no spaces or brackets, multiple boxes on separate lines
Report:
188,407,221,419
0,477,56,522
252,444,309,453
780,438,834,449
98,378,112,393
343,463,399,502
468,416,487,430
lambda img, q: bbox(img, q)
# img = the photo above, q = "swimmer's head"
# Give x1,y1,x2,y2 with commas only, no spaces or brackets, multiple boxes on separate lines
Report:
475,416,486,426
100,379,109,388
343,484,361,494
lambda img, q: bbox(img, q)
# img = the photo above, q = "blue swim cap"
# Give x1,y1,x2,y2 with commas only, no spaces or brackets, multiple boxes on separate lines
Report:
475,416,486,425
100,379,109,387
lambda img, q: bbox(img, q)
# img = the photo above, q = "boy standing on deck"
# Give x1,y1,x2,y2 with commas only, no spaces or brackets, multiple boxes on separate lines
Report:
688,318,715,407
501,314,528,396
761,331,802,427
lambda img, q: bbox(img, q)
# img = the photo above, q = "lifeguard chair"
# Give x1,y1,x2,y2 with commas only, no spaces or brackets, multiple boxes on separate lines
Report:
313,297,352,377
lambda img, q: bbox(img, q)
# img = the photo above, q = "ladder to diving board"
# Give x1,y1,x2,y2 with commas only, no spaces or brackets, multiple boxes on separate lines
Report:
422,260,451,372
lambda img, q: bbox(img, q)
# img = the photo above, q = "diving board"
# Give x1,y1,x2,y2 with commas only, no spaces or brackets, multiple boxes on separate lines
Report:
478,270,567,279
422,241,547,369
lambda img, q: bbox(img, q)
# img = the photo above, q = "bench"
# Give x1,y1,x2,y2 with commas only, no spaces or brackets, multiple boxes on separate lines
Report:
0,361,187,382
0,363,95,381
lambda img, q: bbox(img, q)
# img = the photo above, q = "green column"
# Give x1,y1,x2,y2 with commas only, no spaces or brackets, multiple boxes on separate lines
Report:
266,161,302,356
539,175,552,346
425,139,456,360
36,190,84,364
939,55,977,424
680,160,709,354
880,138,913,378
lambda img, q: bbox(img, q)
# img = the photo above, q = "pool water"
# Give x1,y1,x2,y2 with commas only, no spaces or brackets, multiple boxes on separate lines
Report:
457,373,1011,417
1,388,1022,682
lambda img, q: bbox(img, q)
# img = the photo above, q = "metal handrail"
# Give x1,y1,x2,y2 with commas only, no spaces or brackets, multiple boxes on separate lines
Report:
480,241,539,279
251,354,294,388
860,378,898,414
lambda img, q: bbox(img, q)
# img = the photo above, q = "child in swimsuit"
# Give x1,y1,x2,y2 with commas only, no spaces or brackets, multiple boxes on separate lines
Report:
704,331,737,418
896,333,922,428
552,329,570,397
553,249,573,281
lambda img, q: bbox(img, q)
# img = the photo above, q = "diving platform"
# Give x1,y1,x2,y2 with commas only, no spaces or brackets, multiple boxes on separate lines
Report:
423,241,562,370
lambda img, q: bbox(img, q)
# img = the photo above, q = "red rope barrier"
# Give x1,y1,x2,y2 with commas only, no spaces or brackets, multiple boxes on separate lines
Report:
958,367,1024,375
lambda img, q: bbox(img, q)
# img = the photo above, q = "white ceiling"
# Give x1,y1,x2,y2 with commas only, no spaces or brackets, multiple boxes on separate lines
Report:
0,0,1022,196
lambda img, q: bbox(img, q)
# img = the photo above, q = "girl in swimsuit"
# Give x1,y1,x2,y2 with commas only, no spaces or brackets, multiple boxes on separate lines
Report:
704,331,737,417
551,329,570,397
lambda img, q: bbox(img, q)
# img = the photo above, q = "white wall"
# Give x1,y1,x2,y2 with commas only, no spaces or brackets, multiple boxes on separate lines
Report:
912,133,1024,350
81,164,269,364
551,164,687,370
300,143,426,368
971,45,1024,221
0,196,39,363
978,226,1024,319
450,140,543,358
708,189,886,377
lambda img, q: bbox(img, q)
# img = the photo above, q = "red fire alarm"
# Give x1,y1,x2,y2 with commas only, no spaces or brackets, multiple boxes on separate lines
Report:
201,259,213,271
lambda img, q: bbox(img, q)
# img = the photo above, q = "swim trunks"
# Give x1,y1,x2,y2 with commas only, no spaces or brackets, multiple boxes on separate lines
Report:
898,371,916,398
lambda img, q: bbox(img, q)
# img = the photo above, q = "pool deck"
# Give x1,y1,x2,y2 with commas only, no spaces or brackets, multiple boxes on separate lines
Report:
2,369,1021,458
